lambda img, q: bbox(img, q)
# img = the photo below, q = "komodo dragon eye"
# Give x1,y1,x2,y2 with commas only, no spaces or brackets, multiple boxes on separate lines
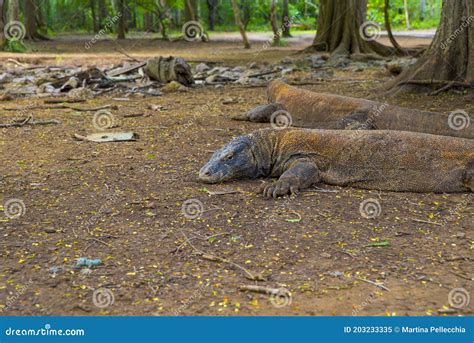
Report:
222,153,234,161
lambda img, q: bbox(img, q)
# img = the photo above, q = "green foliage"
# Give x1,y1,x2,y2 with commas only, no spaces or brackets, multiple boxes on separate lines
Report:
19,0,442,37
4,40,27,53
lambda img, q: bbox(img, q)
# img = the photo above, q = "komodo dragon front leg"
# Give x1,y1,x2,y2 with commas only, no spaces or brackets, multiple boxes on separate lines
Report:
260,159,320,198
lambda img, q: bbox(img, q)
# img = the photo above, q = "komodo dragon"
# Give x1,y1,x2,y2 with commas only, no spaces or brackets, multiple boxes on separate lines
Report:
199,128,474,198
233,80,473,139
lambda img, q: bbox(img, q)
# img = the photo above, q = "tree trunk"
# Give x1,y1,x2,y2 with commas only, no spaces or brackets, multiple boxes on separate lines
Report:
230,0,250,49
282,0,291,37
310,0,396,57
144,12,153,31
270,0,280,45
117,0,126,39
384,0,406,54
385,0,473,92
90,0,99,33
24,0,45,40
184,0,197,21
8,0,20,22
403,0,410,29
420,0,426,21
98,0,108,29
206,0,218,31
0,0,5,48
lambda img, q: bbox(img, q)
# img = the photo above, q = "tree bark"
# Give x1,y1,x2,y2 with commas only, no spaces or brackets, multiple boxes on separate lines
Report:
230,0,250,49
8,0,20,22
117,0,126,39
282,0,291,37
270,0,280,45
206,0,218,31
310,0,396,57
385,0,474,91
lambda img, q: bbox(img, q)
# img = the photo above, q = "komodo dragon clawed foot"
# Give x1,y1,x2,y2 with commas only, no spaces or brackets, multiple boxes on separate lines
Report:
258,160,320,198
231,103,284,122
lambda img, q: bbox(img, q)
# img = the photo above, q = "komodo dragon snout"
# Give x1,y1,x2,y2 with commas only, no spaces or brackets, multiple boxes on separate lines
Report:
199,136,258,183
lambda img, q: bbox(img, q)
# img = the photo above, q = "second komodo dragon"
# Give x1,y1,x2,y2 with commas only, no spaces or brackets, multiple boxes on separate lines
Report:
233,80,473,139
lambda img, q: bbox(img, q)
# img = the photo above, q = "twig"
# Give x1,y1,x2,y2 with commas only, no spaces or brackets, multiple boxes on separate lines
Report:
180,232,264,281
356,277,390,292
114,48,142,63
239,285,281,294
411,218,443,226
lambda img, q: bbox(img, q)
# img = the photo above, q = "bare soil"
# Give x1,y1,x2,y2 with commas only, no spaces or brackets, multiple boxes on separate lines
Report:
1,36,472,316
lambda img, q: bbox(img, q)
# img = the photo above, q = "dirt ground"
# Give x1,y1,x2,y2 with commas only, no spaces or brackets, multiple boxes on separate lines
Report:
0,35,472,316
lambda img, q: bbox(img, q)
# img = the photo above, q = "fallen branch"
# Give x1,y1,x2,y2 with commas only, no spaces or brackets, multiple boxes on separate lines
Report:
239,285,281,294
411,218,443,226
180,232,265,281
356,277,390,292
0,117,61,128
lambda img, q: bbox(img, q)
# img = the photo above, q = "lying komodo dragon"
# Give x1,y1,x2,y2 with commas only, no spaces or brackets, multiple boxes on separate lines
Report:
199,128,473,198
233,80,473,139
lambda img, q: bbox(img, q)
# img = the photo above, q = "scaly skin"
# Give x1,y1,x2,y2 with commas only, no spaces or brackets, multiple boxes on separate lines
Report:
199,128,474,198
234,80,473,139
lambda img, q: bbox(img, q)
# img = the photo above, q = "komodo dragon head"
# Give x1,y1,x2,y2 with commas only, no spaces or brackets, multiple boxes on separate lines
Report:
199,135,259,183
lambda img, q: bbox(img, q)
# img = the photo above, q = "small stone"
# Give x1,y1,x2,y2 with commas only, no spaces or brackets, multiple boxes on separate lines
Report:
320,252,332,258
281,57,293,65
455,232,466,239
248,62,259,69
195,63,210,73
161,81,188,93
44,227,57,234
